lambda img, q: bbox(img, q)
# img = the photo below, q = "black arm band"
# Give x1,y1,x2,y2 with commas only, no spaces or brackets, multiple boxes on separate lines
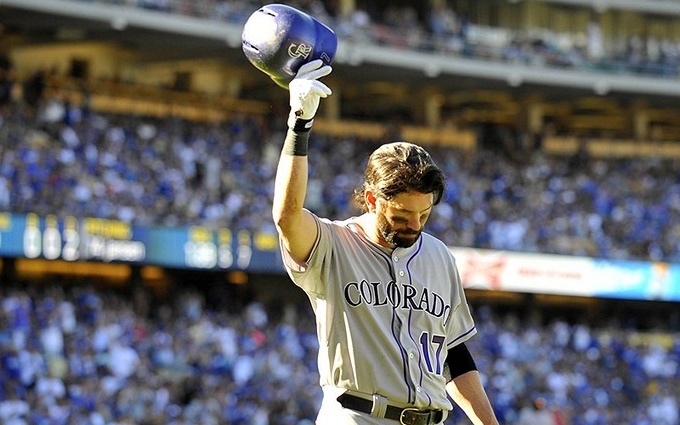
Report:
283,118,313,156
290,117,314,132
283,128,310,156
445,343,477,381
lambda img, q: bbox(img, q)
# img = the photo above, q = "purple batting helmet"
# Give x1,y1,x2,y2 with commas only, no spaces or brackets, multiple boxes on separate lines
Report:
241,3,337,89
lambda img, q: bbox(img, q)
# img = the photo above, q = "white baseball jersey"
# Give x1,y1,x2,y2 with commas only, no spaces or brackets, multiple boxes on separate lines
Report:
281,212,477,421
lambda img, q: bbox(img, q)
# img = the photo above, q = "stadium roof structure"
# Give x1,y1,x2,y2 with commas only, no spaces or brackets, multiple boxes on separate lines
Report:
4,0,680,129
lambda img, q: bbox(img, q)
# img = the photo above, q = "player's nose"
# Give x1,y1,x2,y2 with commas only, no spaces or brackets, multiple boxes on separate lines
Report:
406,215,422,232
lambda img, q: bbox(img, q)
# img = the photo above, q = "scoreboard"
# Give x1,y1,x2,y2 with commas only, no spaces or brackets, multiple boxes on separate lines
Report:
2,212,679,302
0,212,283,272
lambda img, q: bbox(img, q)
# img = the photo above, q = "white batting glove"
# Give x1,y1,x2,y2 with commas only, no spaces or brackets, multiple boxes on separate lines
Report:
288,59,332,128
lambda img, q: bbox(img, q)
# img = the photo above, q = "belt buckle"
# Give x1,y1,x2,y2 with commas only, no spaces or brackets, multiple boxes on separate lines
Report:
399,407,427,425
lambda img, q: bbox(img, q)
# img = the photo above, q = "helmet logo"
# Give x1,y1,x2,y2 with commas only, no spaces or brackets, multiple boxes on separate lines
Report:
288,43,313,59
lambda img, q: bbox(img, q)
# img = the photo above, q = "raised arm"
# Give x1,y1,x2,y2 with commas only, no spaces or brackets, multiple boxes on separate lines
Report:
272,60,332,265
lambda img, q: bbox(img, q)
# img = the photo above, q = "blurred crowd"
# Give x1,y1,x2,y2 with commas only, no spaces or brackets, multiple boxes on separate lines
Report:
2,3,680,425
2,93,680,263
76,0,680,79
0,281,321,425
0,281,678,425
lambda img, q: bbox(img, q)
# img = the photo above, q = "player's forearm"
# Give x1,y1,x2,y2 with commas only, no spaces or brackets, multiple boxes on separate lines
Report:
446,371,499,425
273,59,329,234
272,60,330,262
272,149,308,232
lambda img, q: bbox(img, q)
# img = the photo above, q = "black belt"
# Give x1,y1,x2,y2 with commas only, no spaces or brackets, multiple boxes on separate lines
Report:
337,393,444,425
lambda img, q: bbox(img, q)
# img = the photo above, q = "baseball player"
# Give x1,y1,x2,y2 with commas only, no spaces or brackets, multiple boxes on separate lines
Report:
272,59,499,425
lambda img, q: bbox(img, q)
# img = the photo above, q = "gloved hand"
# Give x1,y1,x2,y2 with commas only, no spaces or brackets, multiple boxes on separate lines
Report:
288,59,332,128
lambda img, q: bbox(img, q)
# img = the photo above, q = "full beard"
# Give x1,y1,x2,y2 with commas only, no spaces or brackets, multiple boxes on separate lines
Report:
377,213,421,248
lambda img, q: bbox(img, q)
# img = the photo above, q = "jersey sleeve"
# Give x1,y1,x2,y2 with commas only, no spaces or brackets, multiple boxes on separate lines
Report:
280,211,334,297
446,255,477,348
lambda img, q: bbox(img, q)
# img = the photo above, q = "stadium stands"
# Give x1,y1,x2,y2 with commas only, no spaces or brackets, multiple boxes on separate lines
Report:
0,280,678,424
3,93,680,262
60,0,680,80
1,1,679,425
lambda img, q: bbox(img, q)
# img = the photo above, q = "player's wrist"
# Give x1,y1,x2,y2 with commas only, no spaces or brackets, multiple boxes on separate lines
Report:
283,127,310,156
287,111,315,132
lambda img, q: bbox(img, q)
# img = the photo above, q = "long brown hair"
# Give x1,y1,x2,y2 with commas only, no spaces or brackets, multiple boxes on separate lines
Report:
353,142,446,212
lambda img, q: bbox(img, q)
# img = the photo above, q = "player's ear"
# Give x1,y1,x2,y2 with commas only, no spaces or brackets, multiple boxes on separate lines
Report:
365,190,378,213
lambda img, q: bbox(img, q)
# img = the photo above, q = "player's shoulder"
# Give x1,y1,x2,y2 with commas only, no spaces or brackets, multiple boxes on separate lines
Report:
420,231,449,248
313,214,359,238
420,232,455,256
316,214,355,229
303,210,344,226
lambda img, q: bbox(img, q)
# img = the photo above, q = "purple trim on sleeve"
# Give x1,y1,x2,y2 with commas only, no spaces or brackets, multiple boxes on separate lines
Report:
447,326,477,347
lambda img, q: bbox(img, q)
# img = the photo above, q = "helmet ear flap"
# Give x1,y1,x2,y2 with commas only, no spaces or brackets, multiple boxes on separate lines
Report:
241,3,337,89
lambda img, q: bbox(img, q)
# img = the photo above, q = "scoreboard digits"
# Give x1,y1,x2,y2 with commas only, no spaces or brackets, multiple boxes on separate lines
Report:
237,230,252,269
43,215,61,260
184,226,217,269
62,216,80,261
218,229,234,268
23,213,41,259
1,213,282,272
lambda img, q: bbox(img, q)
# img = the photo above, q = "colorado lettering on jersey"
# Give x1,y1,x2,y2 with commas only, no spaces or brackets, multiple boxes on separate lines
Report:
344,280,452,323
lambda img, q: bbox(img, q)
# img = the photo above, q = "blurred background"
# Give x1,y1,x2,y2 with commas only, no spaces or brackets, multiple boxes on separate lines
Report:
0,0,679,424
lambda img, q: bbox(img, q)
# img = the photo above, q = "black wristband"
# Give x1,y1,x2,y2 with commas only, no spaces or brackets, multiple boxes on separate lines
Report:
283,128,310,156
290,117,314,133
